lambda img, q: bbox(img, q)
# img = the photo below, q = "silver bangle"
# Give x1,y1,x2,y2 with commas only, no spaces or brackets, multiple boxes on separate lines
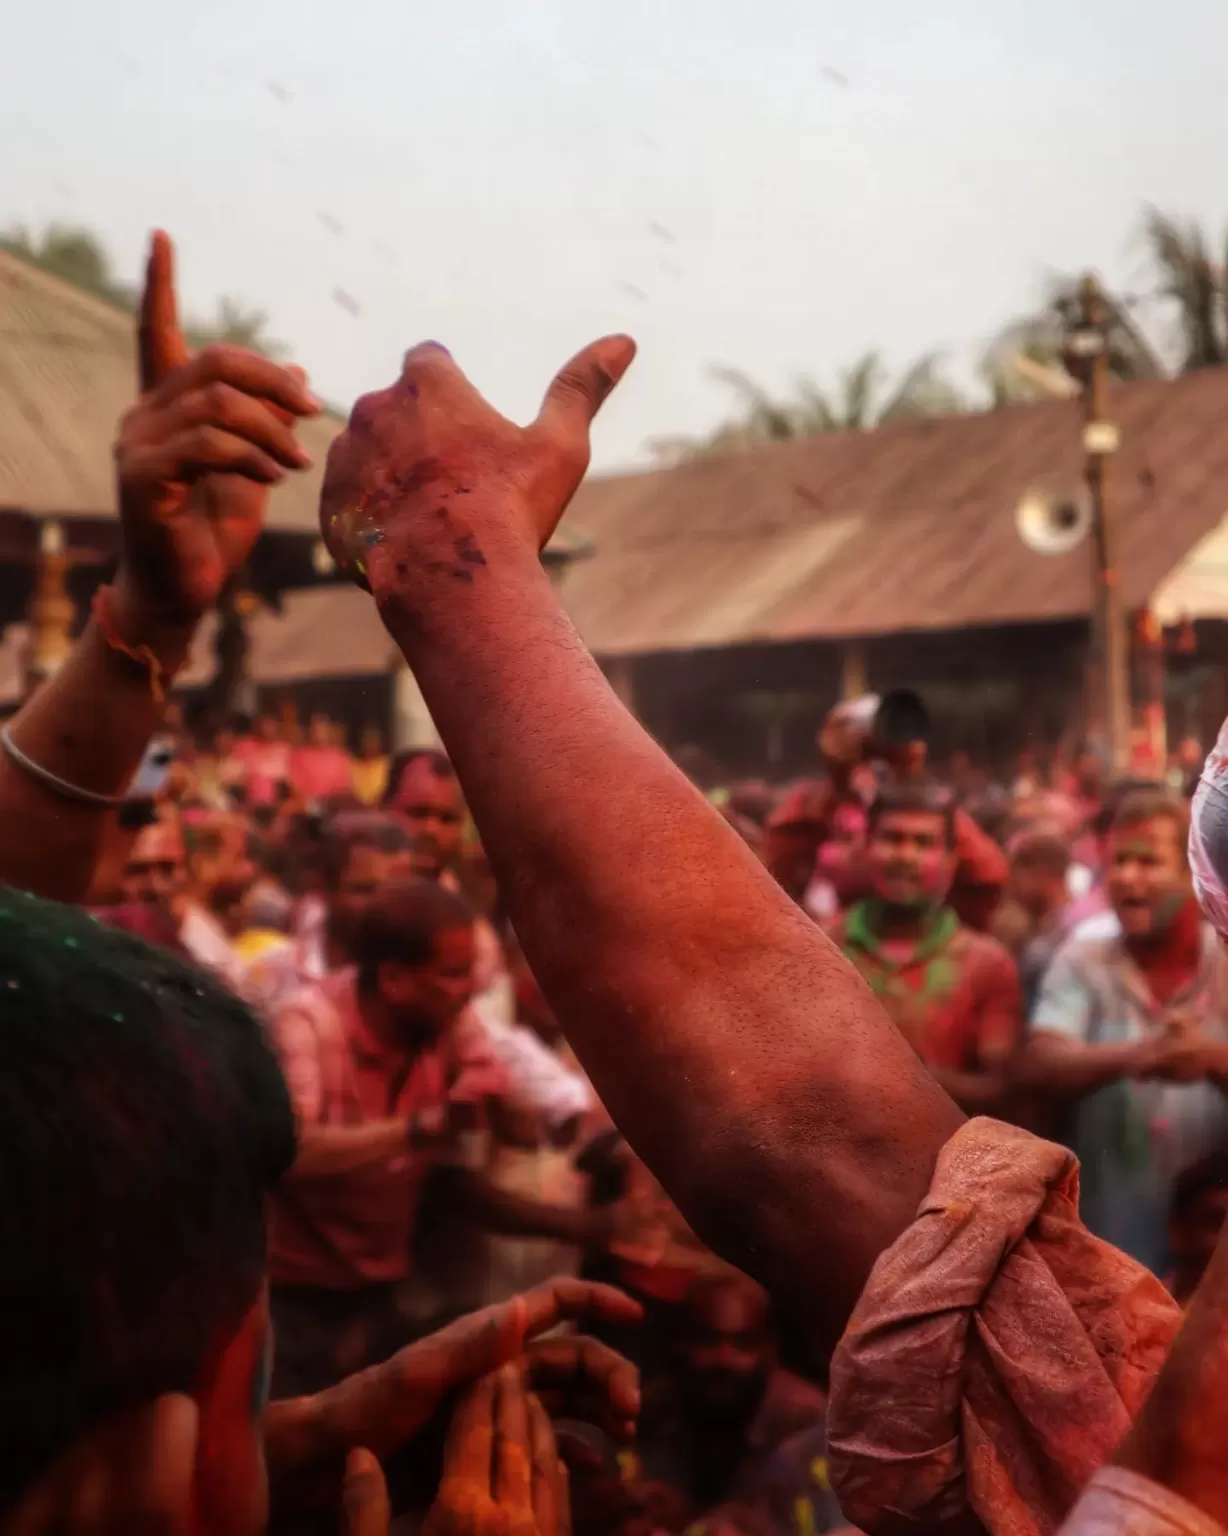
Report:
1,726,127,808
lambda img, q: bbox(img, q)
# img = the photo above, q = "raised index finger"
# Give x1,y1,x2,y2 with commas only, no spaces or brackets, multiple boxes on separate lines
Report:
138,230,189,393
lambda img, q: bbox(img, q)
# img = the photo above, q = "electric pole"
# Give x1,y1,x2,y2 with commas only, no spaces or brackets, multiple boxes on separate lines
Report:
1064,274,1131,777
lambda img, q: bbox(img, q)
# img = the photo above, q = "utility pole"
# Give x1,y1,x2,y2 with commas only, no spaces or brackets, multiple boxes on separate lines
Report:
1064,274,1131,777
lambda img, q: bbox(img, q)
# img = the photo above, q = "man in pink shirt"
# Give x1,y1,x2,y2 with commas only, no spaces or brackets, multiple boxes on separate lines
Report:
269,876,629,1396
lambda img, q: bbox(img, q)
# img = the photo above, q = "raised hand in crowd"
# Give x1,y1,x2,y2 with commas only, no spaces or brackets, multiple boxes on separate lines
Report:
319,336,961,1354
423,1365,570,1536
0,230,319,902
266,1278,641,1515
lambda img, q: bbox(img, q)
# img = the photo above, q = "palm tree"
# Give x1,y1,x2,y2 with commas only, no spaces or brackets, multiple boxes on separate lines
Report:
3,221,280,356
188,296,281,357
1141,208,1228,371
0,222,133,309
649,351,967,462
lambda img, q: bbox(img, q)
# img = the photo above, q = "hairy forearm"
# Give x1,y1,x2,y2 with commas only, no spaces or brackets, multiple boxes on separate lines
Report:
381,548,963,1339
293,1119,408,1176
0,586,190,902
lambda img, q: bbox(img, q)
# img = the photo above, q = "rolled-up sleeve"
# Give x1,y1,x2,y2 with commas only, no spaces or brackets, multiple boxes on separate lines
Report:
826,1118,1182,1536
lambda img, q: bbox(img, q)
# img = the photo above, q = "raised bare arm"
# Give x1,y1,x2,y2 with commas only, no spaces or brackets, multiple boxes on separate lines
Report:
0,232,318,901
318,341,962,1342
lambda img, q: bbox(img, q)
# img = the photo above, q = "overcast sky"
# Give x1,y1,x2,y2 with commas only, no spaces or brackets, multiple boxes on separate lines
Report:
4,0,1227,469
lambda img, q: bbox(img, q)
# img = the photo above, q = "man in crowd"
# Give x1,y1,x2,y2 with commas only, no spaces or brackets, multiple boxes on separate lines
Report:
245,810,415,1015
634,1274,840,1535
994,826,1074,1015
384,748,467,882
828,781,1022,1113
268,876,631,1395
1023,788,1228,1271
105,815,252,994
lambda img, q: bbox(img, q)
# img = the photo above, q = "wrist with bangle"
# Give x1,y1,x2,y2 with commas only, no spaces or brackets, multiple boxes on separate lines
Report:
0,583,187,808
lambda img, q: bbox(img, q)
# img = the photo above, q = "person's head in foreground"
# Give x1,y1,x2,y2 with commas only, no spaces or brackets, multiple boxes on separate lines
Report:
676,1274,774,1432
864,781,955,914
350,875,477,1045
383,749,465,881
1168,1150,1228,1307
1106,787,1192,941
0,887,295,1531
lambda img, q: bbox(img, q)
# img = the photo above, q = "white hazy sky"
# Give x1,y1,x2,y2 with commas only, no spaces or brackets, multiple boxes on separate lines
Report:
4,0,1227,468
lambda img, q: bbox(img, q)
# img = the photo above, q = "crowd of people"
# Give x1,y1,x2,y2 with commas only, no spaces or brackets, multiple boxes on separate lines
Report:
4,229,1228,1536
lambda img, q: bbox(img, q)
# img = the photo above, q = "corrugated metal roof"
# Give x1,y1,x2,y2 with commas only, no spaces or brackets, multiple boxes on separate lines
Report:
0,249,343,533
562,367,1228,654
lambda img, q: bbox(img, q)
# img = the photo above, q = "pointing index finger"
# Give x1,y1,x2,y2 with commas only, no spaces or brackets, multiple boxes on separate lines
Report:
139,230,189,393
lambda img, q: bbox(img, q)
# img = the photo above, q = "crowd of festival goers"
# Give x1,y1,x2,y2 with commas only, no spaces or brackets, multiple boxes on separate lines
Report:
5,230,1228,1536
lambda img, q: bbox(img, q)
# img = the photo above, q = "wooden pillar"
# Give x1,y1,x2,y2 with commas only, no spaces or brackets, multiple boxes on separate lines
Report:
1134,609,1167,776
25,520,76,694
840,641,866,701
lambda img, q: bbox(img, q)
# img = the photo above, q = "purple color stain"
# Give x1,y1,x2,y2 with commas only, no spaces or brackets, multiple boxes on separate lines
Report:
363,526,385,546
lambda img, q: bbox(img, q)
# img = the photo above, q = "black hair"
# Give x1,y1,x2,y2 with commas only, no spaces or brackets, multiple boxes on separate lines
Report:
0,887,295,1510
351,877,474,992
1170,1150,1228,1222
320,811,412,891
381,749,456,807
866,780,956,847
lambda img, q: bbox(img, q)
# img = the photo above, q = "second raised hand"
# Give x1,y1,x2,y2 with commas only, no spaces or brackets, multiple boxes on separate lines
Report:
317,336,635,599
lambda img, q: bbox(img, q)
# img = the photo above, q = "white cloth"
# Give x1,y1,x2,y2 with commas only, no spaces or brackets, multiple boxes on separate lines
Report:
1058,1468,1226,1536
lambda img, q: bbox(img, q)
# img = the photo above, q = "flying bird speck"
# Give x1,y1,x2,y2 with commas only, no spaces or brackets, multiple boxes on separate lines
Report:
333,288,361,317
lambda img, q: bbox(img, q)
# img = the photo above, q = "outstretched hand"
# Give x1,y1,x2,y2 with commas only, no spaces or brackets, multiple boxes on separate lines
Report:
317,335,635,600
112,230,321,633
267,1278,642,1511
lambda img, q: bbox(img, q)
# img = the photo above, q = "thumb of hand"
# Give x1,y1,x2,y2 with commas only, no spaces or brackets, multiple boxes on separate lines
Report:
534,336,637,447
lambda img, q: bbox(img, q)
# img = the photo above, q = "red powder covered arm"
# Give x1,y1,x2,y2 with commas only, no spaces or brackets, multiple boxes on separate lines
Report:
319,340,963,1351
